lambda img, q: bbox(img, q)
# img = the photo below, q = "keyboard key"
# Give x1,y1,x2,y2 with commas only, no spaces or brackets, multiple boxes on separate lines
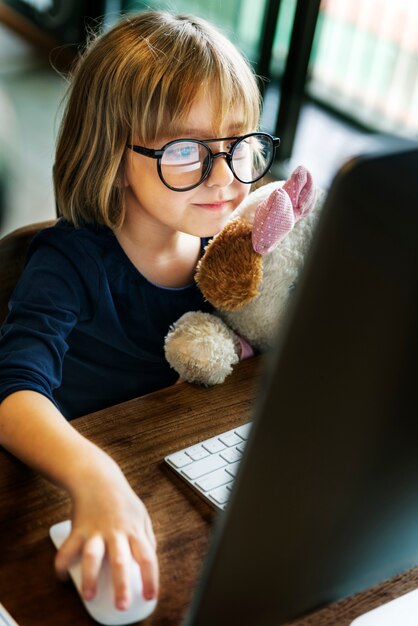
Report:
167,451,193,468
195,467,234,492
186,444,210,461
202,437,226,454
219,432,242,447
235,423,252,439
209,485,231,505
225,461,240,477
220,447,242,463
181,452,227,480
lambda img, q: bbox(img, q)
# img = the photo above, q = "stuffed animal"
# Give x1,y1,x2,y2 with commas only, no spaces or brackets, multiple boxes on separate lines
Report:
164,166,325,385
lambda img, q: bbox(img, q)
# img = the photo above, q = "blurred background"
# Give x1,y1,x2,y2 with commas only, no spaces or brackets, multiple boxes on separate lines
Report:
0,0,417,236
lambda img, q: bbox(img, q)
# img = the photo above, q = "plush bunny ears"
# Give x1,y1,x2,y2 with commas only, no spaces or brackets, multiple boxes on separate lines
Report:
252,165,316,255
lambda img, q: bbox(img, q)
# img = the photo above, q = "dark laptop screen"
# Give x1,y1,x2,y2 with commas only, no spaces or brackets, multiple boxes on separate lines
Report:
184,144,418,626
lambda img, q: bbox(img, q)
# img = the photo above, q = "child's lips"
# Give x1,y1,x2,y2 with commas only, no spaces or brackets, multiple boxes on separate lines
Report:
196,200,232,210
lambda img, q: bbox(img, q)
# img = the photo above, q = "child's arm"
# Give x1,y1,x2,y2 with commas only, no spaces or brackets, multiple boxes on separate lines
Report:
0,389,159,610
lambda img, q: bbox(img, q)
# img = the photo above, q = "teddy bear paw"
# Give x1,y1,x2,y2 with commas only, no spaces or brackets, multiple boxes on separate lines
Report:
164,311,241,385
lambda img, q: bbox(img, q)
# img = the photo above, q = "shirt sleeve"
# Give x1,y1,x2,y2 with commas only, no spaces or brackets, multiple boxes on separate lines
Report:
0,233,96,406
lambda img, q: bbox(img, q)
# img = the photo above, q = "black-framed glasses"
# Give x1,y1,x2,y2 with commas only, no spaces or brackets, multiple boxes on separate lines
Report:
126,132,280,191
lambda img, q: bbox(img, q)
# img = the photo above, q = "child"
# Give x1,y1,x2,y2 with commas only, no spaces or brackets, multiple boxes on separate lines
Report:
0,10,278,611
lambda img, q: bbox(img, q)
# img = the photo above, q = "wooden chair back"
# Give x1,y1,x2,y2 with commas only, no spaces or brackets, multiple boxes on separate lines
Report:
0,220,56,324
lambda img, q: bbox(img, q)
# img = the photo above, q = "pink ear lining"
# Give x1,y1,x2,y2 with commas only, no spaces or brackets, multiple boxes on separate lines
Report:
283,166,316,219
252,166,316,255
252,188,295,255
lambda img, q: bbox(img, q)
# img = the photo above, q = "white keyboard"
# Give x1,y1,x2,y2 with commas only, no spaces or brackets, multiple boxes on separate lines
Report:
164,422,251,511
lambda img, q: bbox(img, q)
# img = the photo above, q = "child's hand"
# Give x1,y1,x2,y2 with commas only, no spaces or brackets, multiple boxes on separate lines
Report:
54,460,158,611
0,392,158,610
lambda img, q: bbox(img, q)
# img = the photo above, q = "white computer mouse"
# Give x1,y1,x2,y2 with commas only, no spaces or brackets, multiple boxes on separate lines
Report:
49,520,157,626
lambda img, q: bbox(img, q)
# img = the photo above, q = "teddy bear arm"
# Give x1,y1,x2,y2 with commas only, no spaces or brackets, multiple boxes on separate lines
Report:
164,311,242,385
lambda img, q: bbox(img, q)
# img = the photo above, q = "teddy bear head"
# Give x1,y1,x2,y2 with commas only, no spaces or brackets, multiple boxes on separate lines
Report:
195,165,318,313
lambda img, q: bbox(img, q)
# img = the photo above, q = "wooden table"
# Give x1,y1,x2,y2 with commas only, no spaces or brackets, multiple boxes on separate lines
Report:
1,356,418,626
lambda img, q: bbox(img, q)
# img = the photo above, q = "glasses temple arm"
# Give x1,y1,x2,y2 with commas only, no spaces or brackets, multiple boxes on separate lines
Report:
126,145,163,159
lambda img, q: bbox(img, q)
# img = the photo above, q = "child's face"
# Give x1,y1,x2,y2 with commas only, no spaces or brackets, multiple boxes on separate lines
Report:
122,92,252,238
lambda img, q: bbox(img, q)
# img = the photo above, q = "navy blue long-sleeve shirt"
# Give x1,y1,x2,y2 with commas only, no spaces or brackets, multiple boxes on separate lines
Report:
0,219,212,419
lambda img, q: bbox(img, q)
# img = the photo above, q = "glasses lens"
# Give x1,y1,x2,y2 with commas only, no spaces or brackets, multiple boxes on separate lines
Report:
231,134,274,183
159,141,210,190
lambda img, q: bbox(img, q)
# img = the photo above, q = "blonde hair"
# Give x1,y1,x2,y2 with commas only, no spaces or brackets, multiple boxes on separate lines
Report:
53,11,261,229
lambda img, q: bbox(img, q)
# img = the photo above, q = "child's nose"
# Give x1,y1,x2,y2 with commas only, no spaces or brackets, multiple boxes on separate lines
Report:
206,155,235,187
